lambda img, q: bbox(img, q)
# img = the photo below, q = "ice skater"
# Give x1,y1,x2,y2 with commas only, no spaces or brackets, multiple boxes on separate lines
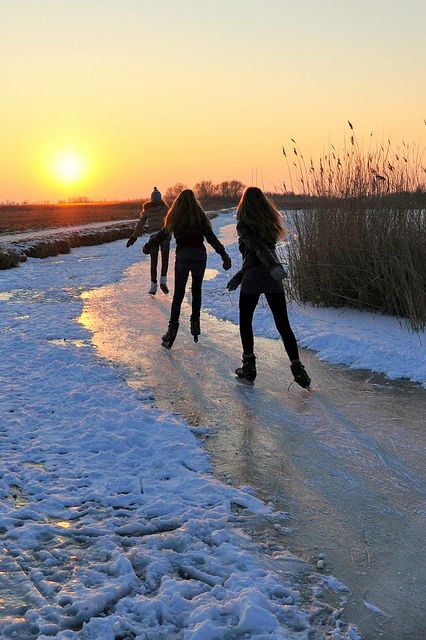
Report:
143,189,232,348
227,186,311,389
126,187,170,294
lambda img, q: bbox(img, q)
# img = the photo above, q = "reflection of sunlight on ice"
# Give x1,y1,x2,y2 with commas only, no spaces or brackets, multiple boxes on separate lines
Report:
0,292,13,301
47,338,88,348
204,268,219,281
55,521,71,529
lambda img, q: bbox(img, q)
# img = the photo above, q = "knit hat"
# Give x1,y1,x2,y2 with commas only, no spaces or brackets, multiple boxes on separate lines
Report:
151,187,162,202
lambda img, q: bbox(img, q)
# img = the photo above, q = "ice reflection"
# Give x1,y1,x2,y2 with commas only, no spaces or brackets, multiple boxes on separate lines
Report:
79,253,426,640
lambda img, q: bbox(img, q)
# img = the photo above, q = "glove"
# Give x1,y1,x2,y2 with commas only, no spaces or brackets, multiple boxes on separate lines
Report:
270,264,288,281
142,243,151,255
226,271,243,291
222,254,232,271
126,236,136,248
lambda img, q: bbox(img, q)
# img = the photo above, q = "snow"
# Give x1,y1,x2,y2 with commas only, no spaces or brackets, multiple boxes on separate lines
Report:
1,208,422,638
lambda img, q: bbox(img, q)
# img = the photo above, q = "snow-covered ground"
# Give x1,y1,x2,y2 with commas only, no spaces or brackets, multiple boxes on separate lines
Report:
0,218,361,640
1,209,423,639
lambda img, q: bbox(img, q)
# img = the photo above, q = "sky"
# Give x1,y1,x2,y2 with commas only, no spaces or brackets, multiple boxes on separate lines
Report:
1,0,425,202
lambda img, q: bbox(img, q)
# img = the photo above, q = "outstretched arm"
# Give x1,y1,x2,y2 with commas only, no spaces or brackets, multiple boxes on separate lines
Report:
203,225,231,270
143,227,170,254
126,212,148,247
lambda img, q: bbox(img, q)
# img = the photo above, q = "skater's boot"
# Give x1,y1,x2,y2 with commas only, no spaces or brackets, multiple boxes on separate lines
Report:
290,359,311,390
148,282,157,295
159,276,169,295
235,353,257,381
161,322,179,349
190,315,200,343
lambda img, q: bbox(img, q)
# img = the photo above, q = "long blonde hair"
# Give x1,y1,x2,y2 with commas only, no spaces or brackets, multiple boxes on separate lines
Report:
236,187,284,243
164,189,211,234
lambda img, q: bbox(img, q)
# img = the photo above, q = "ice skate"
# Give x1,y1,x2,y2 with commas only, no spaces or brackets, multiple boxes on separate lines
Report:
235,354,257,382
290,360,311,390
190,316,200,343
161,322,179,349
159,276,169,295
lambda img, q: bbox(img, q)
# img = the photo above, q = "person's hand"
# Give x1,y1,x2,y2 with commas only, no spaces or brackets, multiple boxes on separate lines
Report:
222,255,232,271
126,236,137,248
270,264,288,281
226,272,242,291
142,243,151,255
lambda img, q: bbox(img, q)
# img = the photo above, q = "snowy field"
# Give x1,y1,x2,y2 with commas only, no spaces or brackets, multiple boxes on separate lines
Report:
2,209,423,639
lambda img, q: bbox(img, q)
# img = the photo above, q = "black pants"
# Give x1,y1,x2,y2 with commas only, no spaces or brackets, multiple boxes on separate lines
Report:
170,258,206,324
150,237,170,283
239,292,300,362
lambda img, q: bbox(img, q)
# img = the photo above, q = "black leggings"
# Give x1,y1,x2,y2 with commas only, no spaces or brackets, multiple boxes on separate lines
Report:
150,237,170,283
239,292,299,362
170,258,206,324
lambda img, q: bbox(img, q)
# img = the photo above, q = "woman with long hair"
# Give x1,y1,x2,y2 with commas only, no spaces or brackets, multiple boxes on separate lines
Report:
227,186,311,389
126,187,170,295
143,189,231,348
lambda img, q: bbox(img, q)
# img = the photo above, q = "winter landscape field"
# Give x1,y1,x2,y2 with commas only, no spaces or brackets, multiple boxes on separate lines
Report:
1,211,425,640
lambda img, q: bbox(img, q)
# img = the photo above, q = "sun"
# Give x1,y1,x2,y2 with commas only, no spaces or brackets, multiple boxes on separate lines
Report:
53,151,87,185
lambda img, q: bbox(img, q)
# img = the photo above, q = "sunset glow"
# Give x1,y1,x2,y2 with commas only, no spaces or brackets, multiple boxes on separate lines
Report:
0,1,424,202
53,152,86,185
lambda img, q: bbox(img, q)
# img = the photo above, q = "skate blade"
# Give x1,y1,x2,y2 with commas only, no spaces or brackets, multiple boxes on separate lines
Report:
235,375,255,386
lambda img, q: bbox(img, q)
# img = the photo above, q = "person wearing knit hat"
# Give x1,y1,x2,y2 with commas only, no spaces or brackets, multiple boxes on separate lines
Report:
151,187,162,202
126,187,170,295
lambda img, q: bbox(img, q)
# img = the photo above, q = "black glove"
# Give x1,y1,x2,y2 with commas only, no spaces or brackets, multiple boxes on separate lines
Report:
270,264,288,281
126,236,136,248
222,254,232,271
226,271,243,291
142,242,151,255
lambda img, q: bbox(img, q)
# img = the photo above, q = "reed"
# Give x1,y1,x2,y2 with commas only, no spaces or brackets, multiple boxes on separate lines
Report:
282,123,426,330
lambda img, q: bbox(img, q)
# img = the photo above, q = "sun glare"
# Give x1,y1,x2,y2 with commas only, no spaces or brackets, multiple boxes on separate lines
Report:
53,151,86,185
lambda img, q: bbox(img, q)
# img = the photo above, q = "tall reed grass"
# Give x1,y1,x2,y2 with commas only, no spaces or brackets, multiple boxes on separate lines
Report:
282,123,426,330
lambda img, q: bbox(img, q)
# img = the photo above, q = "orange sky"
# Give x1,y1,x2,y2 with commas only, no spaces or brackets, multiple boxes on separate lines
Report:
1,0,425,202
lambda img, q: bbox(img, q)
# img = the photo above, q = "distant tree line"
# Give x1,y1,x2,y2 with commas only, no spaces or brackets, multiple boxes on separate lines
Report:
164,180,246,208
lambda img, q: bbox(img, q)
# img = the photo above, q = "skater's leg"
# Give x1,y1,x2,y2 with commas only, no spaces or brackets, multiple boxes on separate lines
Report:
264,292,299,361
188,260,206,341
170,260,190,324
150,243,160,284
189,260,206,320
160,237,170,278
265,292,311,388
239,293,260,355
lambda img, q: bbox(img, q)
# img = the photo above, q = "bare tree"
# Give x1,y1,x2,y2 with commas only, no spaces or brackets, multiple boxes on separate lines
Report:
164,182,188,203
218,180,245,199
193,181,218,201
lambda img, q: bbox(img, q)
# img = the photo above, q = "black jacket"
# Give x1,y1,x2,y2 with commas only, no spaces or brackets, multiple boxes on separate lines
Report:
145,223,228,260
236,220,281,272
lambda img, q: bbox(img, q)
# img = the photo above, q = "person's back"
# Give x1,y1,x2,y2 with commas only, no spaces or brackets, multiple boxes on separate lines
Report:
126,187,170,294
143,189,231,348
138,201,168,233
228,186,312,390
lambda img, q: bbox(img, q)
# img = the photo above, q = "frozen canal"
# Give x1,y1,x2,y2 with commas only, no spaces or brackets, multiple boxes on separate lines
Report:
81,253,426,640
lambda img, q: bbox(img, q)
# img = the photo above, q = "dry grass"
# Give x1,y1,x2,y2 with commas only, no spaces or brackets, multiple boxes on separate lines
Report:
281,123,426,330
0,201,141,234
